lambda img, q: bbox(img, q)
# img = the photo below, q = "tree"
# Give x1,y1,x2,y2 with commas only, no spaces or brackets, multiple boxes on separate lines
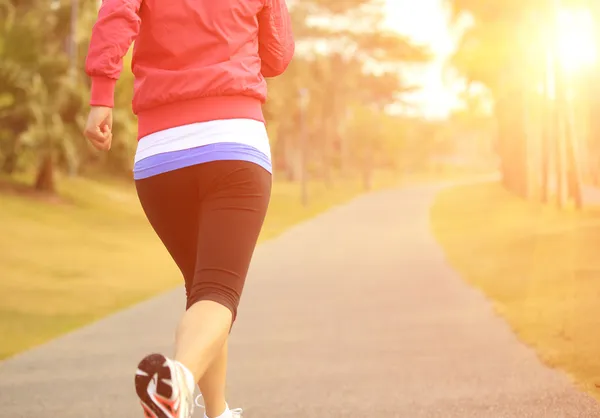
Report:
448,0,590,208
0,0,86,191
264,0,429,192
0,0,434,197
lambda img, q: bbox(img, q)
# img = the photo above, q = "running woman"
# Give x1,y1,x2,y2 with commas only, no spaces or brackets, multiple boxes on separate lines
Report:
83,1,294,417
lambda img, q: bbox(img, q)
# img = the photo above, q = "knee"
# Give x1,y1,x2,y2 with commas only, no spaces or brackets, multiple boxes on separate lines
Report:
186,270,243,322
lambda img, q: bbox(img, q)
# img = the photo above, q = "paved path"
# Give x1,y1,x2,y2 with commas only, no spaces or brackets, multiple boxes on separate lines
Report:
1,184,599,418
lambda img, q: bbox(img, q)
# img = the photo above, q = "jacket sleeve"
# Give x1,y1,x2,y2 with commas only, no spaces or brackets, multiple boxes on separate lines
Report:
257,0,295,78
85,0,142,107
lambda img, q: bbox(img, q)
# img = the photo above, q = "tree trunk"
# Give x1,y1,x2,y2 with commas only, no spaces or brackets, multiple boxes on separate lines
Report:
591,3,600,185
540,102,551,203
320,118,332,187
339,109,352,178
589,94,600,186
2,152,18,175
562,85,582,208
299,100,308,206
1,135,22,175
275,127,296,182
495,89,527,197
362,142,374,192
553,103,566,208
552,46,568,208
540,45,553,203
362,164,372,191
34,152,56,194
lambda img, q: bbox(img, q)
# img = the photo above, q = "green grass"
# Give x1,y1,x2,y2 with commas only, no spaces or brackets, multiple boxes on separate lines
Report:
0,171,397,359
430,182,600,398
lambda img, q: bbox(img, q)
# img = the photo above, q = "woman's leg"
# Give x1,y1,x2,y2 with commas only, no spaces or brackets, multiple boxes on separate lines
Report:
135,167,202,418
197,341,229,417
175,160,271,416
136,161,271,417
174,302,230,412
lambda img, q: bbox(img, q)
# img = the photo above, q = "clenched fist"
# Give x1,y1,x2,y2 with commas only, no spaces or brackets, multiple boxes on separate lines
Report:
84,106,113,151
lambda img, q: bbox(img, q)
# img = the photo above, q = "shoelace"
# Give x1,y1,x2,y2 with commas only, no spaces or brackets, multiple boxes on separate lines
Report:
195,394,243,417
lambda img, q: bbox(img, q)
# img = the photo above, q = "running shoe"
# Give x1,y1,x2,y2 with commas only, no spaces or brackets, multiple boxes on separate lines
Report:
135,353,195,418
195,394,243,418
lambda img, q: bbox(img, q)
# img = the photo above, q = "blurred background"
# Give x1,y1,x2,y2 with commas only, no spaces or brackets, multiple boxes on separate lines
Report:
1,0,600,400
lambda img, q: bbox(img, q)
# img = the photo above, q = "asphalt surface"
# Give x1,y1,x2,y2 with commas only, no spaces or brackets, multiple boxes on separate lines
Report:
1,183,599,418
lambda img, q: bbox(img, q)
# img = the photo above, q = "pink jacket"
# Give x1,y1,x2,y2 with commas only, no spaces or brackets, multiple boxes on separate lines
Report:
85,0,295,139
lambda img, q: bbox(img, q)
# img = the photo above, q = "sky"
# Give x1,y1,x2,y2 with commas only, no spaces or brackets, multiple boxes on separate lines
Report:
384,0,461,119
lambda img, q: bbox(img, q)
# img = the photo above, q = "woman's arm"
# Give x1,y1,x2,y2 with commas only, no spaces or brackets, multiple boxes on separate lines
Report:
85,0,142,108
258,0,295,78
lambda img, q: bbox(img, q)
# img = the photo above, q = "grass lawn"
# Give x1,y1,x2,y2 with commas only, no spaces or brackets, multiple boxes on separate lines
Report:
0,171,397,360
430,182,600,398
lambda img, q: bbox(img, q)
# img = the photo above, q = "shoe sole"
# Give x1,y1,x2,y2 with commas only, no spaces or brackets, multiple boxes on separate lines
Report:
135,353,178,418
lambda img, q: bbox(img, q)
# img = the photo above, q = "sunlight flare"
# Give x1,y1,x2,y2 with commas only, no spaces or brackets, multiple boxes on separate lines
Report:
556,8,597,73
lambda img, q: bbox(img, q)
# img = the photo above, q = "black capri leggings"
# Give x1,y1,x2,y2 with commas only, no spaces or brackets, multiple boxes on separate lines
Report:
135,160,271,323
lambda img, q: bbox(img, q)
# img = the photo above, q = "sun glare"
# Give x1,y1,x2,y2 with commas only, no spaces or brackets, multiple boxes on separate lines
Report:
557,9,597,73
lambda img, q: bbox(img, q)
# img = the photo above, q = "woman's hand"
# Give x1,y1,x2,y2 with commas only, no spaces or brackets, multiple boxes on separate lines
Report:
84,106,113,151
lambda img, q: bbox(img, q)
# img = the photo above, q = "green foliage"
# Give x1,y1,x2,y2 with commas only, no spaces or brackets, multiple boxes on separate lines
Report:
0,0,436,191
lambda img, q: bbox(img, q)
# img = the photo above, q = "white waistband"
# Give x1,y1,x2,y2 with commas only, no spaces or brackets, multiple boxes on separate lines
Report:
135,119,271,163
